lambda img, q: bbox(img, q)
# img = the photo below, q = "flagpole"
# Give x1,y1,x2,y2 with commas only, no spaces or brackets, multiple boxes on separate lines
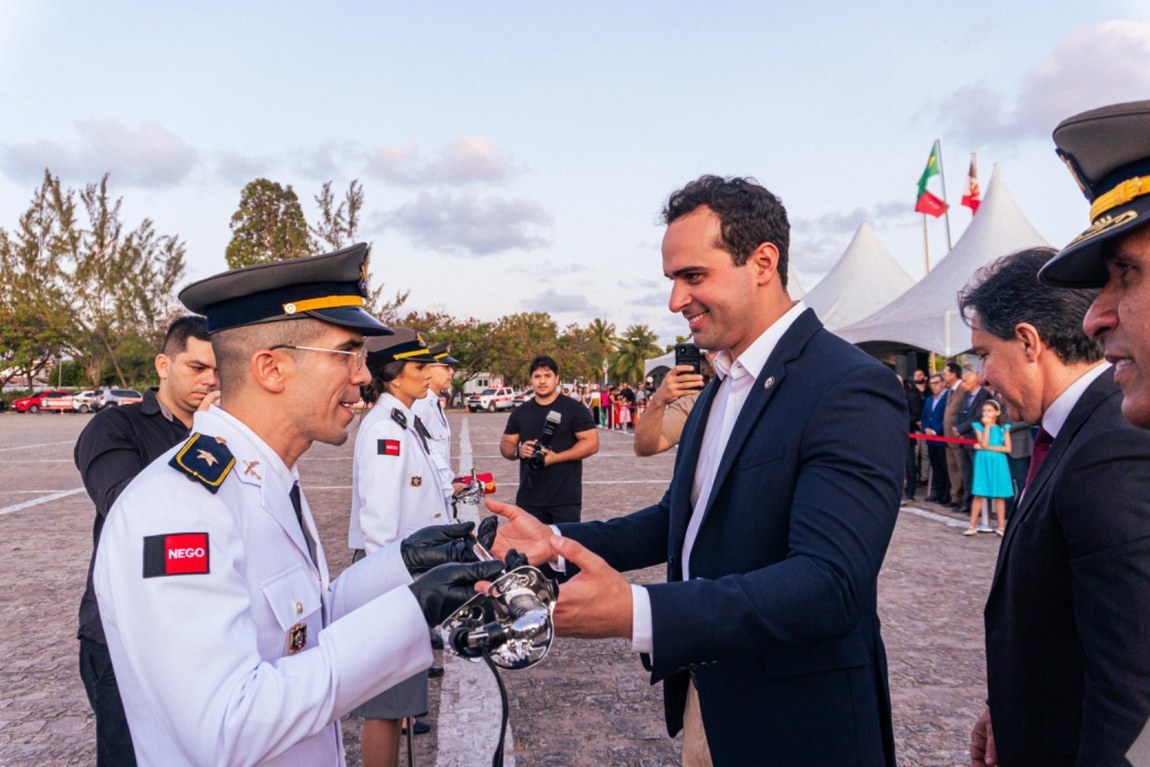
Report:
922,214,931,273
935,138,954,250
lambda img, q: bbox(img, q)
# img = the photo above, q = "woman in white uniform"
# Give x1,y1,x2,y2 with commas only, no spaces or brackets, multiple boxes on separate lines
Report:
349,328,448,767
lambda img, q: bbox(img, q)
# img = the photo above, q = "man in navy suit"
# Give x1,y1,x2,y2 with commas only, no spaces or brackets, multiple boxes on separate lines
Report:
920,373,950,502
963,248,1150,766
492,175,906,766
953,371,992,514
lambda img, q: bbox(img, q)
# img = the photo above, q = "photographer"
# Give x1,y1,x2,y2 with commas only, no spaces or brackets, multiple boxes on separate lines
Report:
500,355,598,524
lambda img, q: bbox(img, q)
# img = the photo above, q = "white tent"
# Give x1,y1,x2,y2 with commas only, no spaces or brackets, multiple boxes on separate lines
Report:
802,221,914,331
836,165,1049,356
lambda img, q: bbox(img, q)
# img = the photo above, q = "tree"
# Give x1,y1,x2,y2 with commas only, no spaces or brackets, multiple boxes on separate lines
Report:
225,179,310,268
488,312,560,388
609,323,662,385
555,323,599,383
0,171,185,388
310,178,408,321
587,318,617,384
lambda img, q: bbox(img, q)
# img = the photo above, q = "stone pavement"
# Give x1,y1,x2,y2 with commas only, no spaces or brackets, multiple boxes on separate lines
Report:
0,410,997,766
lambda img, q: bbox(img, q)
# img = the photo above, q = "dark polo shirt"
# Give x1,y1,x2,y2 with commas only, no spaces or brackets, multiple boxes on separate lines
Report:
75,388,189,643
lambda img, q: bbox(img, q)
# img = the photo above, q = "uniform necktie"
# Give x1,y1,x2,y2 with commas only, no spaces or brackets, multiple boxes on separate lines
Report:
289,482,318,567
1023,428,1053,492
412,415,432,453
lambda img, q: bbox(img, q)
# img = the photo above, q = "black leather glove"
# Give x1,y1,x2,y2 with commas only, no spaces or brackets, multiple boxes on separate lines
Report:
476,516,498,552
401,522,477,574
503,548,528,571
409,560,505,626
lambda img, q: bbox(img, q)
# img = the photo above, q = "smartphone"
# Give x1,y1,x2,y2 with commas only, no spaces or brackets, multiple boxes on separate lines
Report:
674,342,701,374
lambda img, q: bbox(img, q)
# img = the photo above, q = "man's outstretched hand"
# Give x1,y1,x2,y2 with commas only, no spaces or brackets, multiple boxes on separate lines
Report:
549,535,633,640
486,499,554,565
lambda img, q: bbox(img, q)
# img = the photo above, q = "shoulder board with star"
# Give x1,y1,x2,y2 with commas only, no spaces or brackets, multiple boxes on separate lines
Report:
390,408,408,429
168,433,235,494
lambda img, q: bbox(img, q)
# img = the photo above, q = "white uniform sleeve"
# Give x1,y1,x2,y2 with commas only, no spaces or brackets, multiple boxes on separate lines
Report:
353,416,410,553
330,538,412,618
95,483,432,766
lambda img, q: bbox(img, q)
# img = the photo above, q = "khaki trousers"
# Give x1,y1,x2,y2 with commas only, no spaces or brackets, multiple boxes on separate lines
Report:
683,679,713,767
945,444,964,503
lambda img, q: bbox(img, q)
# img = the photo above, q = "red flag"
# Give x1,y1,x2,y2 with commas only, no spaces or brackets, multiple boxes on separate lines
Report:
915,190,948,218
961,154,982,214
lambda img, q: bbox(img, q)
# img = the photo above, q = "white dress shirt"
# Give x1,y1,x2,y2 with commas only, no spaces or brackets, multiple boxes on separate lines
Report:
630,301,807,654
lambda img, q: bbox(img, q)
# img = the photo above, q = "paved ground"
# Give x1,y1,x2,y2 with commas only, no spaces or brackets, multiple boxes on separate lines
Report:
0,409,996,766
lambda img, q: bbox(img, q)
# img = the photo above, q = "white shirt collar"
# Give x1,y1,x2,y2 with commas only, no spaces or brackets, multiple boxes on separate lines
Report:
1041,362,1111,439
712,301,806,383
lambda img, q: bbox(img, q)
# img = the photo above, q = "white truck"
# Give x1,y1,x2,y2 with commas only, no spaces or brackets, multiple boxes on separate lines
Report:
466,386,516,412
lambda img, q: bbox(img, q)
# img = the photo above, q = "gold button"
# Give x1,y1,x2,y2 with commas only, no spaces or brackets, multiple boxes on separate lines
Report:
284,302,297,315
295,601,303,615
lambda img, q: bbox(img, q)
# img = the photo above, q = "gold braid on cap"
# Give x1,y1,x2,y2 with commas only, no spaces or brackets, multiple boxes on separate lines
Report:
1091,175,1150,221
282,295,365,315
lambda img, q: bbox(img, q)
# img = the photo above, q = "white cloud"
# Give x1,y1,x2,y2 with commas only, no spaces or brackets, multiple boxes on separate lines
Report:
0,119,199,188
381,189,552,255
520,289,591,313
365,137,521,185
937,21,1150,145
215,151,277,186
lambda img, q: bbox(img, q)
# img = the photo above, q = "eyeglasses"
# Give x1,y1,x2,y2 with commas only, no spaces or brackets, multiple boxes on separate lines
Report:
271,344,367,371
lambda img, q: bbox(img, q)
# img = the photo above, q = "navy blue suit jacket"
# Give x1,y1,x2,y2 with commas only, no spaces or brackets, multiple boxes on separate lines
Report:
985,370,1150,765
561,309,906,766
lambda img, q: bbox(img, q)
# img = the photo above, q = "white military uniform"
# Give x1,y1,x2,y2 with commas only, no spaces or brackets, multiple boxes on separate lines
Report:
349,393,450,552
412,389,455,497
94,406,432,766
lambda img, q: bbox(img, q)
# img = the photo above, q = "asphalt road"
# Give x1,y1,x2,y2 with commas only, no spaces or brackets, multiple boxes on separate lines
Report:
0,409,995,766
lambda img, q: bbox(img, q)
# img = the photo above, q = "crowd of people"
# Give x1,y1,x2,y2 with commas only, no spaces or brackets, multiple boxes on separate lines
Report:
67,98,1150,767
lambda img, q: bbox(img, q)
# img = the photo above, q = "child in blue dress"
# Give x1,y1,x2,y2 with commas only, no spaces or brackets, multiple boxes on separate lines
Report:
965,400,1014,537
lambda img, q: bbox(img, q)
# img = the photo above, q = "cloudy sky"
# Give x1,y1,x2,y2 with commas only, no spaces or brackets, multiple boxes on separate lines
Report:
2,2,1148,345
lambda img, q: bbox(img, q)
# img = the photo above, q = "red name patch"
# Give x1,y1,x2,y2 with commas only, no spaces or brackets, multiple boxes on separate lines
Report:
379,439,401,456
144,532,210,578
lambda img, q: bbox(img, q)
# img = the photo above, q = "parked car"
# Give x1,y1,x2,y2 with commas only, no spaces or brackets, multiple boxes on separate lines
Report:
96,387,143,409
511,391,532,407
466,387,516,412
73,390,100,413
12,389,73,413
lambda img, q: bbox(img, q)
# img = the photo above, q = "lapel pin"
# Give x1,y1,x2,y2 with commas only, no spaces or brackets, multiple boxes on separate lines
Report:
763,376,776,390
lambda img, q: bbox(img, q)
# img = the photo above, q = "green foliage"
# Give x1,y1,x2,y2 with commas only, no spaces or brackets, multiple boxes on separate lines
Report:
488,312,560,388
225,179,310,268
609,324,662,385
0,171,184,389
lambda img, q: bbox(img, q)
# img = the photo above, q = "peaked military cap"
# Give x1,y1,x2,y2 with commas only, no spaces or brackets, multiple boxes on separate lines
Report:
1040,100,1150,287
428,340,459,365
179,243,393,335
365,327,438,373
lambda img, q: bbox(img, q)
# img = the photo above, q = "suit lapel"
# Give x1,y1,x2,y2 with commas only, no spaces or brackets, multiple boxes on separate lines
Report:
989,371,1114,594
691,310,821,543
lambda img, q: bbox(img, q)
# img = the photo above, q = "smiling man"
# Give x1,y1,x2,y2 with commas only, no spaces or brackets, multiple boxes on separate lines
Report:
93,244,501,766
491,175,906,766
960,248,1150,766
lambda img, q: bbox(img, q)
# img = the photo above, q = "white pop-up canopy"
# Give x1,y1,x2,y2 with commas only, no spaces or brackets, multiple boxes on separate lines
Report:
836,165,1049,356
803,221,914,331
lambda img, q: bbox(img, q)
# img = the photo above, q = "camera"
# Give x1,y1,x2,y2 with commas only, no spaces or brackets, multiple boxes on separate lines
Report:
674,342,701,374
526,410,562,470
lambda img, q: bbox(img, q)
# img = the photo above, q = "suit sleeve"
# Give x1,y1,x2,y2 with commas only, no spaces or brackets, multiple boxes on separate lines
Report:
643,364,905,679
1055,429,1150,763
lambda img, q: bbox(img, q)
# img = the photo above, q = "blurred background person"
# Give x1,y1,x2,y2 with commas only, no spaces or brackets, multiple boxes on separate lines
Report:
964,400,1012,536
921,373,950,503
